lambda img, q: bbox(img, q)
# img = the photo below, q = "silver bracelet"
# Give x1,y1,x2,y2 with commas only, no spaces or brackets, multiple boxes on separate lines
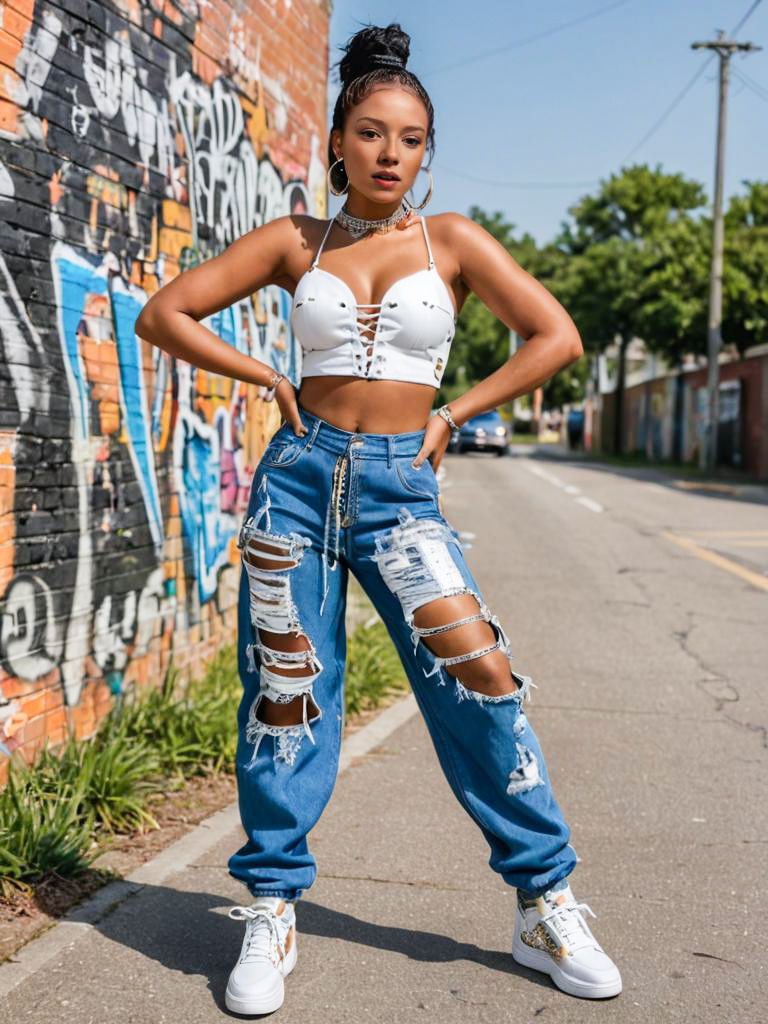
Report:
264,371,285,399
436,404,459,431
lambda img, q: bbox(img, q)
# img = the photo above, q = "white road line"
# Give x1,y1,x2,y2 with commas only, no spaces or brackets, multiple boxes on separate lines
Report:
527,465,569,488
524,462,603,512
575,495,604,513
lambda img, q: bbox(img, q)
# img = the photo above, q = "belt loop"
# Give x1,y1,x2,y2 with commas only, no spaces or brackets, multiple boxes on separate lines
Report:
305,417,321,451
387,434,393,469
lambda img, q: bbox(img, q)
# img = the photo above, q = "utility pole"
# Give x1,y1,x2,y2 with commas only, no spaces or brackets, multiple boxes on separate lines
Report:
691,30,760,472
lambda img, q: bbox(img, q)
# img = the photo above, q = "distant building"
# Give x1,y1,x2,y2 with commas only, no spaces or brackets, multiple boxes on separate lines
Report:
585,339,768,480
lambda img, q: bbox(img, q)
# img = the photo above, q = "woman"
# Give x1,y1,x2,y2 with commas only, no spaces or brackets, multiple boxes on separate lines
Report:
136,22,621,1014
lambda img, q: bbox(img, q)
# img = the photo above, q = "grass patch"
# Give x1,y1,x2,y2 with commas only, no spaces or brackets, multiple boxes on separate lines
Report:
0,618,409,897
344,620,410,716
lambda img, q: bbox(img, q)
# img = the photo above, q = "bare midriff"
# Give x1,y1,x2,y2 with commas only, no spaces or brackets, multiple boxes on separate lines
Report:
297,375,437,434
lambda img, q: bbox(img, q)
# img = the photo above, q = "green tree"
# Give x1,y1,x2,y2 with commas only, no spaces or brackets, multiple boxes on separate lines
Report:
555,164,709,453
439,207,516,406
633,214,711,360
439,207,582,412
631,180,768,362
722,180,768,353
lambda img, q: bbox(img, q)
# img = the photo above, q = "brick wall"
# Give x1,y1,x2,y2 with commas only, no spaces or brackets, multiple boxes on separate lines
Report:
596,349,768,479
0,0,330,781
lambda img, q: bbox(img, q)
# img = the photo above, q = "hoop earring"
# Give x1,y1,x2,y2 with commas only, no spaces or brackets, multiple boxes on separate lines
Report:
327,157,348,196
404,167,434,211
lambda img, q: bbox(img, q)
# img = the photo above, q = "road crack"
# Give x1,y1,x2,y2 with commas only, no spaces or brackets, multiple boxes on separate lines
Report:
672,611,767,750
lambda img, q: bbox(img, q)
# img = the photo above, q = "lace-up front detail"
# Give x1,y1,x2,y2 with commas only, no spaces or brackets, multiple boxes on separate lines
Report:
291,216,457,387
536,893,599,956
228,900,293,966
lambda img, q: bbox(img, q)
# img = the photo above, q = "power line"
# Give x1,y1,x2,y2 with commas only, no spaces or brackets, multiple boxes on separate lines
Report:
620,0,765,163
422,0,631,77
732,66,768,101
730,70,752,98
736,66,768,95
621,58,714,162
731,0,764,34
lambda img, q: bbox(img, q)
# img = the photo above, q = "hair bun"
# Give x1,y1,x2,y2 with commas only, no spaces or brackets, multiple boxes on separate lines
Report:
337,23,410,87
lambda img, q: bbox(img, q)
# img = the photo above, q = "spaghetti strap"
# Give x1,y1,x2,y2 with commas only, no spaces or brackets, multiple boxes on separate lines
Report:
419,215,435,269
311,218,335,269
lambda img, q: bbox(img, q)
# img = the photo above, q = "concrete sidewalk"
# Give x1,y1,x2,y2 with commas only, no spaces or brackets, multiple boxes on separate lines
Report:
3,694,761,1022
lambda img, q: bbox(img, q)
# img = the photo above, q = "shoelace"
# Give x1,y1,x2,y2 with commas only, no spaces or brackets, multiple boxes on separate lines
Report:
537,897,598,954
228,904,288,965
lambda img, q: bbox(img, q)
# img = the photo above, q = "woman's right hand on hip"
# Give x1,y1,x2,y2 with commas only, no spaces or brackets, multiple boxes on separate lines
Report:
274,378,309,437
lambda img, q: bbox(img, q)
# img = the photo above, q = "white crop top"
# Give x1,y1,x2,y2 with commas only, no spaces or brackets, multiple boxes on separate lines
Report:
291,215,457,387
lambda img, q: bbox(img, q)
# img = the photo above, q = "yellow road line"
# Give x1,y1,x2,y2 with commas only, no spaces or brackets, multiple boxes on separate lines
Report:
662,532,768,592
672,481,739,493
684,529,768,537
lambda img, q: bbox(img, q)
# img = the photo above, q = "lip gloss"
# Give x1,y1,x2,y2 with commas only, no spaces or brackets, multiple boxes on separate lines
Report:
372,176,399,189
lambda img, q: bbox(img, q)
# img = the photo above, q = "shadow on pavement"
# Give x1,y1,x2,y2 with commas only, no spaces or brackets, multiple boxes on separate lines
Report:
68,883,558,1010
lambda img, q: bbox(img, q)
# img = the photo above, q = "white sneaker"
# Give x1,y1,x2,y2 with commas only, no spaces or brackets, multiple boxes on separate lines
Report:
225,896,297,1015
512,881,622,999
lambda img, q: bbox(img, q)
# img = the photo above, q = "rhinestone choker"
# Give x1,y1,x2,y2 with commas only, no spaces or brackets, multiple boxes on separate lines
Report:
335,199,411,239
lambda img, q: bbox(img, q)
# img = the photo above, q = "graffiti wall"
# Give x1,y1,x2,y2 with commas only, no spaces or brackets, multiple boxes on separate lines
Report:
0,0,330,778
595,348,768,478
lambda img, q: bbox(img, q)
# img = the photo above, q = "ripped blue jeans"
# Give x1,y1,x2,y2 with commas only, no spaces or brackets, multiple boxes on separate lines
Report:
227,405,578,902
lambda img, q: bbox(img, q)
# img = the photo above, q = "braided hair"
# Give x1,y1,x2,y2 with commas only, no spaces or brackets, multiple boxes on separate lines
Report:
328,22,435,195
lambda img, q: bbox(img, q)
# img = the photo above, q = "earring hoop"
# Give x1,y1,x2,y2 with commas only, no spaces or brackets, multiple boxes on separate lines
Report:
404,167,434,211
327,157,348,196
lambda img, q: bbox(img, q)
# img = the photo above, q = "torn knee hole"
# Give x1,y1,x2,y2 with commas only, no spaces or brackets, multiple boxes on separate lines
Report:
245,688,324,768
411,596,537,704
413,595,493,657
449,650,523,697
256,629,314,673
256,692,321,726
411,596,521,697
369,510,537,705
245,665,325,767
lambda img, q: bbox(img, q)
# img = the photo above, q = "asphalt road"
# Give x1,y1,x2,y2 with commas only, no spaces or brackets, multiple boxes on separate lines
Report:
4,446,766,1023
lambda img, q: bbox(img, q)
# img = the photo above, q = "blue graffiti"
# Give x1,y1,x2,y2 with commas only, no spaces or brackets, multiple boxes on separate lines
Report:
53,247,107,441
52,248,165,554
111,279,165,553
177,412,236,602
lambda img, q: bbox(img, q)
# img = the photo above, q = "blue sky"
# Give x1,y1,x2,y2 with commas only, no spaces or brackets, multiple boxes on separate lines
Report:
325,0,768,244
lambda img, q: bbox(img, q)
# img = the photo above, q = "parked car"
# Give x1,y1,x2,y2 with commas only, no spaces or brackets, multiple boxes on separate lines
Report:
566,407,585,450
447,409,510,455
